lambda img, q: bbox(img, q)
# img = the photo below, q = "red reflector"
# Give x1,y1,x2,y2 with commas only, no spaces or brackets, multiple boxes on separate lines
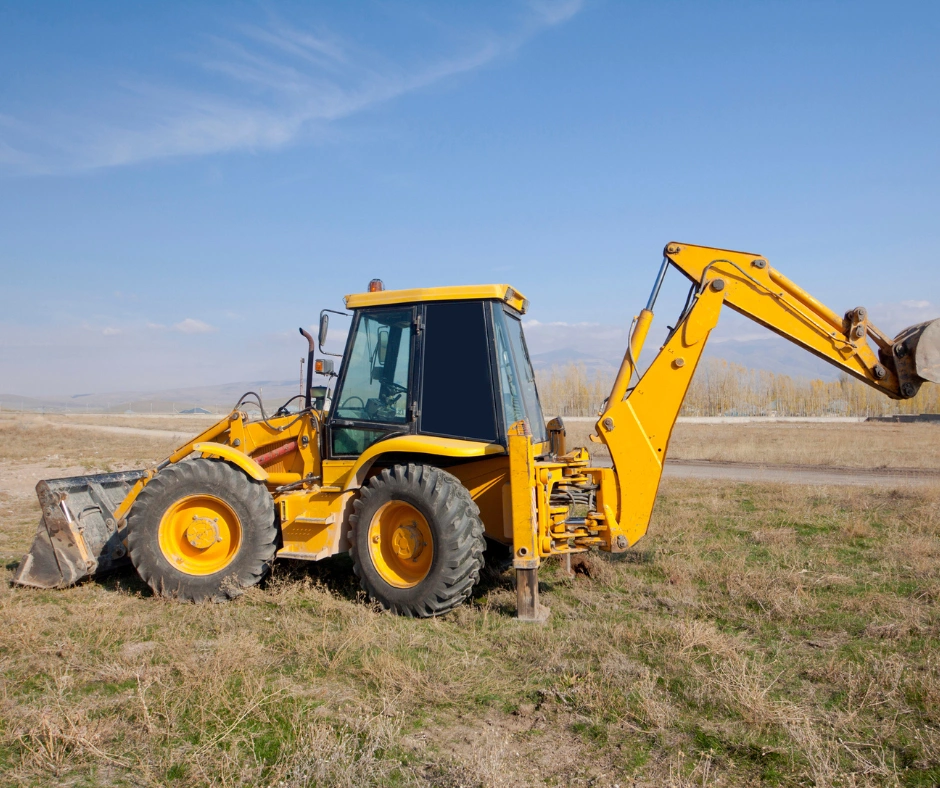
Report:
368,278,384,292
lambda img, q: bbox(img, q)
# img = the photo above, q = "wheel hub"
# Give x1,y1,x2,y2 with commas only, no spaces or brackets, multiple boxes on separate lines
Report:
391,522,425,561
367,501,434,589
158,494,242,576
185,516,221,549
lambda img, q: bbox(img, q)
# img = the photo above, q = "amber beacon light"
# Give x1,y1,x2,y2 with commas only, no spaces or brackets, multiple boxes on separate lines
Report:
368,278,385,292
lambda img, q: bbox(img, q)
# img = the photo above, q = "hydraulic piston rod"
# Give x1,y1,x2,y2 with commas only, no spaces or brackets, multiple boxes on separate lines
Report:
608,257,670,406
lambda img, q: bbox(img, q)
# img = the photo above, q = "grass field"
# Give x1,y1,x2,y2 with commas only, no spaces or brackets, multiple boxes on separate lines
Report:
1,417,939,786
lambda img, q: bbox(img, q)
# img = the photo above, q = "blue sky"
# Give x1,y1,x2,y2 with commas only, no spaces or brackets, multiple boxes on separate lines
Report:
1,0,938,396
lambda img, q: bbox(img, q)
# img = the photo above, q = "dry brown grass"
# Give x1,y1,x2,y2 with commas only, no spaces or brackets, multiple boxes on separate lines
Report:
564,419,940,470
0,414,180,470
2,419,940,785
55,413,219,432
536,360,940,418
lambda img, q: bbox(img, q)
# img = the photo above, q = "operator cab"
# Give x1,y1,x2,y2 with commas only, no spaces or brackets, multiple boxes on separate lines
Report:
324,284,547,457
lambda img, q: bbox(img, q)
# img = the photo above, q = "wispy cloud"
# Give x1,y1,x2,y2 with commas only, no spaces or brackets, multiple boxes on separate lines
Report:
528,0,584,25
869,300,939,336
0,1,582,174
174,318,216,334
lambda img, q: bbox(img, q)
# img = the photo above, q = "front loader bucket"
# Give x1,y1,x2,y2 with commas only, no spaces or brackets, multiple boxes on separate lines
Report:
12,470,146,589
892,318,940,388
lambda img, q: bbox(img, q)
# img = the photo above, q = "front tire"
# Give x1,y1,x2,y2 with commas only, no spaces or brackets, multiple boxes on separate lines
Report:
127,459,277,602
349,464,485,617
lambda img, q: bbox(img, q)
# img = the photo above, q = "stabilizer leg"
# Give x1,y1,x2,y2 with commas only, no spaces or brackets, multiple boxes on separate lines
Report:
515,568,549,622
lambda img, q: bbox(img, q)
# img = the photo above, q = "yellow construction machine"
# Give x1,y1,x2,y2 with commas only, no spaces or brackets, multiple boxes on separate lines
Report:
13,244,940,619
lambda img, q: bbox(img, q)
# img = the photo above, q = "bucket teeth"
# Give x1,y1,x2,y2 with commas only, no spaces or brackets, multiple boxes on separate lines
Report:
11,469,145,589
913,318,940,384
11,521,72,588
893,318,940,387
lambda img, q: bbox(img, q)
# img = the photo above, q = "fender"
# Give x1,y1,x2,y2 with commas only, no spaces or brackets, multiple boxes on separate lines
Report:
344,434,505,490
193,442,269,481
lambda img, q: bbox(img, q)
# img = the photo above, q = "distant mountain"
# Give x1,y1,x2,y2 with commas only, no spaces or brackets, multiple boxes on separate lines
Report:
530,334,840,381
2,334,842,414
529,349,618,376
0,379,311,414
702,336,838,381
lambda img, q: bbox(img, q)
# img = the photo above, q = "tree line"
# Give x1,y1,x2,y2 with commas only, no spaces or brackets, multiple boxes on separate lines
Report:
535,359,940,418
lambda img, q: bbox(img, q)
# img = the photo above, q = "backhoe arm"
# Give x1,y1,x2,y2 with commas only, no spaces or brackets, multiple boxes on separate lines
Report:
592,242,939,550
662,242,936,399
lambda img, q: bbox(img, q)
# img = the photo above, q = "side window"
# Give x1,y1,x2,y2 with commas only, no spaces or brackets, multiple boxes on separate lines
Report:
495,308,547,444
333,309,413,424
420,301,498,442
332,426,388,456
494,311,526,428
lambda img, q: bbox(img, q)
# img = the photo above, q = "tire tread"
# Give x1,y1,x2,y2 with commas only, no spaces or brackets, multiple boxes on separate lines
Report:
126,459,277,602
349,463,485,617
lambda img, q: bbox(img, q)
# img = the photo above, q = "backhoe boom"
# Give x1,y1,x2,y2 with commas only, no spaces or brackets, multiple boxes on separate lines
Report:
661,243,934,400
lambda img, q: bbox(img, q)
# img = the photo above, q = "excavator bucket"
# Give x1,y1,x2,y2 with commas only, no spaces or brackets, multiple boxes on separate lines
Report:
893,318,940,386
12,470,145,589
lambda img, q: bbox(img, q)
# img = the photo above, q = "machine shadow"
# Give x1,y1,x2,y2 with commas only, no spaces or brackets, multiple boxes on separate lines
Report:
268,553,364,603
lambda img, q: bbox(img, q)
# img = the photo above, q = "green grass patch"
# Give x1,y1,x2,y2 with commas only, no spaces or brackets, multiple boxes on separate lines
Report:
1,479,939,786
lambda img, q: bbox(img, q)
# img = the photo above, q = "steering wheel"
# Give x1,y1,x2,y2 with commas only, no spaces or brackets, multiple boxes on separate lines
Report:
339,396,365,411
384,381,407,396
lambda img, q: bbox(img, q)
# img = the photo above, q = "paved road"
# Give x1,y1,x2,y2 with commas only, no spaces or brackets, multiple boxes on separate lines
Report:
663,459,939,487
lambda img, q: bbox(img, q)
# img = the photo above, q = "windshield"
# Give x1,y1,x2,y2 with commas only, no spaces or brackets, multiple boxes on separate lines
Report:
334,308,413,424
494,307,547,444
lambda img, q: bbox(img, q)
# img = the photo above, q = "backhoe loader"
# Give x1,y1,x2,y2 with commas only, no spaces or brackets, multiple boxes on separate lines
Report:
13,243,940,619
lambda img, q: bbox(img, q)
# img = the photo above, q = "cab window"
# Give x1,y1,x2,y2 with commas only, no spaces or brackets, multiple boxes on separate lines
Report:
494,307,547,444
333,308,413,425
331,426,389,456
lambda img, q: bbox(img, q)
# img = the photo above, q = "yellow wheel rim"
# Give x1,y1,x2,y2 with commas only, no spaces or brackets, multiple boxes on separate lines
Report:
158,494,242,576
367,501,434,588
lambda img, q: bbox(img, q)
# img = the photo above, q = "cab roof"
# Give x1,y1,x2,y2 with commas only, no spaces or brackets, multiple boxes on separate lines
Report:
344,284,528,314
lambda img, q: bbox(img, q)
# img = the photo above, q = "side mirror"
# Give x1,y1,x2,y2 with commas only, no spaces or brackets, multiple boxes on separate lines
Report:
371,328,388,381
318,313,329,350
376,328,388,365
317,308,350,358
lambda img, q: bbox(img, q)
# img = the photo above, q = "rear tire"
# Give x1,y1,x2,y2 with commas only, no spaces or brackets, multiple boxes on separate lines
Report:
349,464,485,617
127,459,277,602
